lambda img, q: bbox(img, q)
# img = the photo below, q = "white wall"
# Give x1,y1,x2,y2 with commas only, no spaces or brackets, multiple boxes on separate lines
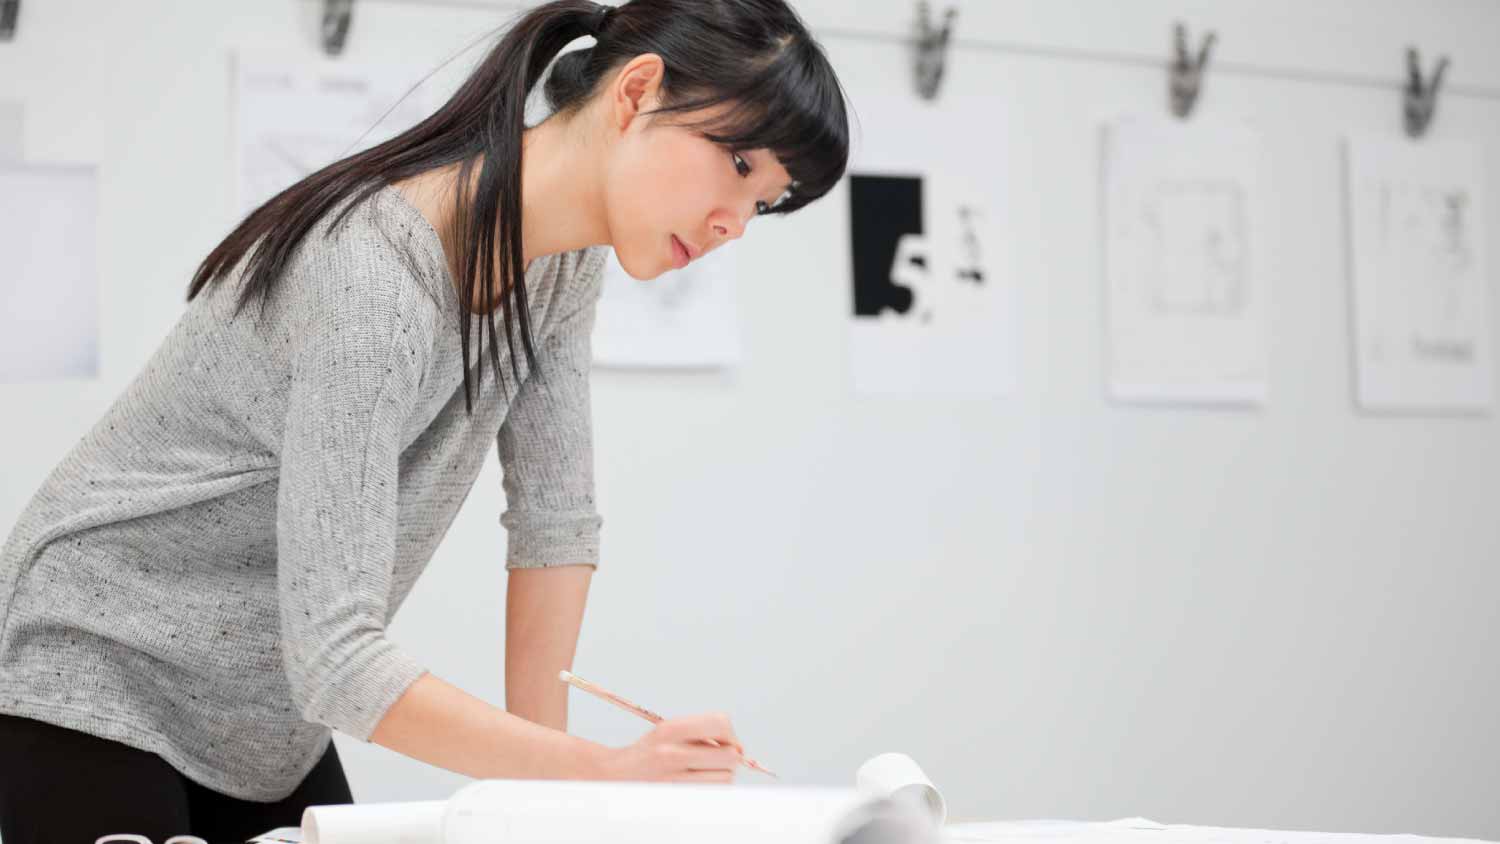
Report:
1,0,1498,838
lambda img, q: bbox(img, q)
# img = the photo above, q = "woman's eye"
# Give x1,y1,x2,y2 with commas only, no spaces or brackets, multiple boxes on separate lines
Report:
732,151,752,177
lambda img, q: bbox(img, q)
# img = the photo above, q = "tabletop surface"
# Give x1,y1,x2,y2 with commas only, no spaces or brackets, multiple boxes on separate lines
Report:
944,818,1497,844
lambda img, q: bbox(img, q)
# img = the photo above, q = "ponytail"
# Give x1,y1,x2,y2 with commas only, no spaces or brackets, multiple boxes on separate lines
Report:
188,1,614,413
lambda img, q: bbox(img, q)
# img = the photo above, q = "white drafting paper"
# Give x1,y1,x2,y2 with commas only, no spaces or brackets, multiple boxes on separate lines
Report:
1103,117,1269,404
1345,136,1493,412
944,818,1492,844
592,241,743,369
444,779,923,844
233,52,437,216
301,800,444,844
845,95,1014,398
0,100,21,159
856,751,947,826
0,163,99,382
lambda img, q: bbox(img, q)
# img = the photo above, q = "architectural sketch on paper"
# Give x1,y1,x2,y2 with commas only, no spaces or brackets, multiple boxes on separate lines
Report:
1374,181,1476,364
235,56,433,215
1139,179,1248,317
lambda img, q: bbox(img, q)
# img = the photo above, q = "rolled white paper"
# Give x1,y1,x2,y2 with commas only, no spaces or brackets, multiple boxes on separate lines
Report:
443,780,900,844
301,801,445,844
855,752,947,826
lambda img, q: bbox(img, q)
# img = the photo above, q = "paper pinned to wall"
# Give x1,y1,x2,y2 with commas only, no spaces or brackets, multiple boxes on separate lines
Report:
0,100,21,159
1345,136,1493,413
845,95,1015,398
1103,117,1270,405
232,52,437,217
592,241,743,369
0,163,100,382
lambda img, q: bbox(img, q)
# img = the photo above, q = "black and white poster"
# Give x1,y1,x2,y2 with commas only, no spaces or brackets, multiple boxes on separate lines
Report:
845,96,1012,397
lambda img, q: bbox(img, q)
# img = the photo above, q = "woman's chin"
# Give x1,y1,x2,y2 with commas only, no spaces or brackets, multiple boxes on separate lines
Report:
613,249,666,281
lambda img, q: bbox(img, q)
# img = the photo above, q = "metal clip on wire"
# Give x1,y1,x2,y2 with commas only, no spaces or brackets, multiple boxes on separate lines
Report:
913,2,957,101
1169,22,1217,119
1403,47,1449,139
0,0,20,42
322,0,355,56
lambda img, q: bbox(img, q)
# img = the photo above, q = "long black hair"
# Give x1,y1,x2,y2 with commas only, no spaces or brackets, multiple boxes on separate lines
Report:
187,0,850,414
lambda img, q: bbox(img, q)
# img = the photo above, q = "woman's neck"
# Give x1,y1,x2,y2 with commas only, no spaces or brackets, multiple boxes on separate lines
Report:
391,110,611,310
517,111,611,264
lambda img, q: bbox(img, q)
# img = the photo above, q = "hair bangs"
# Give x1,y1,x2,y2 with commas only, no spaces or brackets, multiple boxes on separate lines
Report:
662,39,849,215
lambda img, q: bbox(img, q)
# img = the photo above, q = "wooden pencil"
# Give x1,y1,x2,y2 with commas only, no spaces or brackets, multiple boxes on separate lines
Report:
558,669,778,778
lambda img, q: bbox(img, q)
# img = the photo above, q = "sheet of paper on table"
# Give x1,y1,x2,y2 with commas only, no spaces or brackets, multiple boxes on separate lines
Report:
944,817,1495,844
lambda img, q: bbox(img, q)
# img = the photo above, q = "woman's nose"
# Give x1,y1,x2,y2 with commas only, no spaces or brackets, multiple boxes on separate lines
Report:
713,211,748,242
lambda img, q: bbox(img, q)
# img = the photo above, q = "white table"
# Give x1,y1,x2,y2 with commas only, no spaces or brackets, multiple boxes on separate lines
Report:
944,817,1496,844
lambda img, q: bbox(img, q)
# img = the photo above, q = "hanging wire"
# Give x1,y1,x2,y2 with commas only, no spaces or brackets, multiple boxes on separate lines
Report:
818,26,1500,101
347,0,1500,102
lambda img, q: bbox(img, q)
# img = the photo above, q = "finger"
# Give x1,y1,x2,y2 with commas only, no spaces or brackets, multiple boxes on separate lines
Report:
665,769,735,783
662,713,738,747
657,742,739,770
690,713,742,749
653,716,701,742
695,736,746,757
682,746,743,771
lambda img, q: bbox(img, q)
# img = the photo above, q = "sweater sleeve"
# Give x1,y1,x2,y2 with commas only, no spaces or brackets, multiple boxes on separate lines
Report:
275,252,433,740
497,249,607,569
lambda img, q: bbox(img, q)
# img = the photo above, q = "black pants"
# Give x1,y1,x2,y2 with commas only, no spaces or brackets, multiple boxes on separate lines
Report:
0,712,353,844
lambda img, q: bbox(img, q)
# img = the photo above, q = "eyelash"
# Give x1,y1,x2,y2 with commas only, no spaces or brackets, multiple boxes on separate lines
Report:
732,150,774,216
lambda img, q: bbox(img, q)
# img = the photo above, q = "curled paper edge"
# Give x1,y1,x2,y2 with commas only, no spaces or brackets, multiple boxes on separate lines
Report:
855,751,948,827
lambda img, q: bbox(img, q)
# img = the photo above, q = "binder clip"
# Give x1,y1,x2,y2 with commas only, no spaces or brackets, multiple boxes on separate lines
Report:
1403,47,1449,139
322,0,355,56
1,0,20,42
1169,22,1216,119
913,1,956,101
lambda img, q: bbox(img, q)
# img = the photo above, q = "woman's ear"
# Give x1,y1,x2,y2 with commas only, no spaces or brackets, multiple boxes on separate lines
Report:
610,53,666,133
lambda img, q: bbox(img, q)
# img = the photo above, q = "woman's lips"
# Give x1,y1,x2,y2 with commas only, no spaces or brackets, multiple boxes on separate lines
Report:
670,235,693,270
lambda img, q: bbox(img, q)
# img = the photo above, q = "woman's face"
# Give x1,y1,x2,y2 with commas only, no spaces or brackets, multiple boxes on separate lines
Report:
600,57,793,280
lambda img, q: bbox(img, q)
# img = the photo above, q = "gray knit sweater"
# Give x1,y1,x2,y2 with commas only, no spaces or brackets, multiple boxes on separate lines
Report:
0,184,607,800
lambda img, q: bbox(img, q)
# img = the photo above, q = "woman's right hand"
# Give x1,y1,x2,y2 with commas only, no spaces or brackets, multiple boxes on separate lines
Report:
595,712,745,783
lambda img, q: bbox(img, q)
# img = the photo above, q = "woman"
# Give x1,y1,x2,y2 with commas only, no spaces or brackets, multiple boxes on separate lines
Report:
0,0,849,839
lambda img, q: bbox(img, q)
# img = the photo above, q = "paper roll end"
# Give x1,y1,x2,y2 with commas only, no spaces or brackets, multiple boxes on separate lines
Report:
300,806,319,844
854,752,947,827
